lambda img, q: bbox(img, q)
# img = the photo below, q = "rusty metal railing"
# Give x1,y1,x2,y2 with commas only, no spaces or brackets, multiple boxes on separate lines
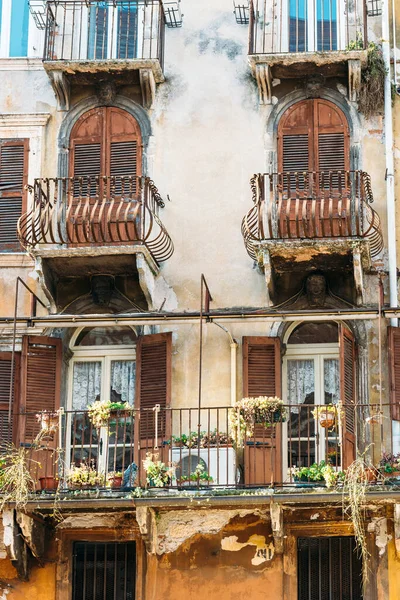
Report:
248,0,367,55
7,403,393,492
43,0,165,67
17,176,174,264
241,171,383,261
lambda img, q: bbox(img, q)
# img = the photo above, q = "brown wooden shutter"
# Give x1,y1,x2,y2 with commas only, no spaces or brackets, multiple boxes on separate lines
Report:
242,336,282,485
19,336,62,444
339,325,356,468
135,332,172,440
388,326,400,421
0,352,20,446
0,139,28,251
243,336,282,398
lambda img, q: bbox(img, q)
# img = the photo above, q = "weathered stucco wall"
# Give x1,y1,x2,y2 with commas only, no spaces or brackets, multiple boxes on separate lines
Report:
0,559,55,600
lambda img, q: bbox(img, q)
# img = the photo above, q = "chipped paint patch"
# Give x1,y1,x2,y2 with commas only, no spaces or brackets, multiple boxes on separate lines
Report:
310,513,320,520
221,534,274,565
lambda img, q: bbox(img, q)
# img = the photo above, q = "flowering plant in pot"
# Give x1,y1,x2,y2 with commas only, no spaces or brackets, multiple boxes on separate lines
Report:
178,463,213,487
378,452,400,478
66,461,105,489
229,396,287,447
290,461,345,488
143,453,174,488
107,471,123,489
311,404,341,429
87,400,132,429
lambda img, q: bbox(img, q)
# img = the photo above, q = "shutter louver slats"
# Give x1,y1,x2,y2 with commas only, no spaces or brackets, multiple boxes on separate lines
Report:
20,336,61,443
0,141,27,250
388,327,400,421
339,326,356,468
73,143,102,197
243,337,282,485
136,333,171,440
282,135,309,173
318,133,345,171
0,354,19,446
110,141,137,194
0,145,25,189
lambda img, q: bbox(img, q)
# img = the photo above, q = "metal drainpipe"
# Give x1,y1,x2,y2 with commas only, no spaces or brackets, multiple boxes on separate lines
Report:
382,0,398,326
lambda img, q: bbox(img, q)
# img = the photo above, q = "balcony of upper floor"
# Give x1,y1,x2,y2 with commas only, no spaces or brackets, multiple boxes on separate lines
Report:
5,402,396,500
40,0,168,109
241,171,383,305
248,0,369,104
17,175,173,300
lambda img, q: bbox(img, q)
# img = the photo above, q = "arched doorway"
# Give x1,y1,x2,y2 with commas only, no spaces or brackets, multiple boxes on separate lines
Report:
67,106,142,244
276,98,353,238
278,98,349,173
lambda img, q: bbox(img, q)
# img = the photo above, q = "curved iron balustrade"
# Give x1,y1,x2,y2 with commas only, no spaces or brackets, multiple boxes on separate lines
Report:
241,171,383,261
18,176,174,264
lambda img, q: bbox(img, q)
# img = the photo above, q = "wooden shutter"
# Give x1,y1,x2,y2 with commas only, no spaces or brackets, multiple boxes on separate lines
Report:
388,326,400,421
19,336,62,444
339,325,356,468
135,332,171,440
278,99,349,173
242,336,282,485
0,139,28,251
0,352,20,446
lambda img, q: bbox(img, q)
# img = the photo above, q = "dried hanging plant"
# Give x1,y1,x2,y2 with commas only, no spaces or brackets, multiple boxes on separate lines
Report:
358,43,386,119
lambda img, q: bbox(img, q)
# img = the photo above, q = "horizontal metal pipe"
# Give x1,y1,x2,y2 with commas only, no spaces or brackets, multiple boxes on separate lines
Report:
0,308,381,329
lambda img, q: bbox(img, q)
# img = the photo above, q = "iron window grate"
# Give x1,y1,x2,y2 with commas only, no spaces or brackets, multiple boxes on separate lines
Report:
72,542,136,600
298,537,363,600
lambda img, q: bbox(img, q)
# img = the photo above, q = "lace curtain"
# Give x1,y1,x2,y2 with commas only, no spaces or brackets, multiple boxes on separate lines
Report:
72,361,102,410
324,359,339,403
110,360,135,405
287,360,314,414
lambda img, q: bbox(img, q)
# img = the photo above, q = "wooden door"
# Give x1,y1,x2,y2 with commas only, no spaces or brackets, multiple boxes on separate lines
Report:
277,99,350,238
242,337,282,485
68,106,142,245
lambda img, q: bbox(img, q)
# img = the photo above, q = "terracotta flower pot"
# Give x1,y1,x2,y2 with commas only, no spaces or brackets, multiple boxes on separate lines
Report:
364,468,377,482
319,411,336,429
109,476,123,489
39,476,58,490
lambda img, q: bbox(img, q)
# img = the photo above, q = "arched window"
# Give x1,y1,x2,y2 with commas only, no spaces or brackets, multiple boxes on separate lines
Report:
278,98,349,174
69,106,142,192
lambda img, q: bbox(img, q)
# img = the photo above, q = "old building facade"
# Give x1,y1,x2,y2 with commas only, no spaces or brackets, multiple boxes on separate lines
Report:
0,0,400,597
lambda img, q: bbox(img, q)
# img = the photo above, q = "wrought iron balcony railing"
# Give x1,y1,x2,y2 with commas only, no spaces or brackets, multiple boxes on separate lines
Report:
249,0,367,55
43,0,165,66
17,176,174,264
241,171,383,261
5,404,392,493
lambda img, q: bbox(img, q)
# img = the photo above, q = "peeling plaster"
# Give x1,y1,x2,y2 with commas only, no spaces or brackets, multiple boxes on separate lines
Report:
310,513,320,520
221,534,274,565
152,509,262,555
368,517,391,557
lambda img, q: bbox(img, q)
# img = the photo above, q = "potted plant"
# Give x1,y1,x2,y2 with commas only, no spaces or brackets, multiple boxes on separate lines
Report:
143,453,174,488
66,461,105,489
290,461,345,488
200,429,234,448
378,452,400,480
107,471,123,489
229,396,287,447
178,463,213,488
311,404,341,429
87,400,132,429
39,475,58,491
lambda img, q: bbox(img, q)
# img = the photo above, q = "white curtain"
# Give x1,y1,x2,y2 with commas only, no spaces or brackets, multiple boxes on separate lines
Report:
72,361,102,410
287,359,314,414
110,360,135,405
324,358,340,404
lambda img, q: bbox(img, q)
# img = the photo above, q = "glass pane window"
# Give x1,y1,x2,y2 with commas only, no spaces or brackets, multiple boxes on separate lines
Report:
88,3,108,59
324,358,339,404
72,361,102,410
317,0,337,50
117,2,138,58
289,0,307,52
